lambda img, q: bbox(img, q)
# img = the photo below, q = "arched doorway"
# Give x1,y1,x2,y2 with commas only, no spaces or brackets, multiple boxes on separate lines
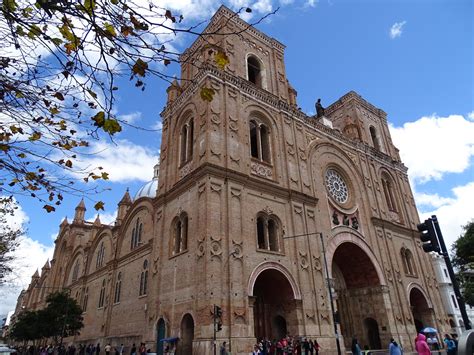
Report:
364,318,381,349
251,268,298,340
332,242,385,350
177,314,194,355
409,287,432,332
156,318,166,355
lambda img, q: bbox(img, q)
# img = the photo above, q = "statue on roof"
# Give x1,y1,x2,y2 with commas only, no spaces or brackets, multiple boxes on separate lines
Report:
315,98,325,118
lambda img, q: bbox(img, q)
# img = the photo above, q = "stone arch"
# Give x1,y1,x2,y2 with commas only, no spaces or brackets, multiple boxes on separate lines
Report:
408,283,433,332
87,229,114,272
172,105,197,136
116,202,154,258
247,261,301,300
64,247,85,285
326,231,387,286
245,52,267,89
177,313,194,355
407,283,433,308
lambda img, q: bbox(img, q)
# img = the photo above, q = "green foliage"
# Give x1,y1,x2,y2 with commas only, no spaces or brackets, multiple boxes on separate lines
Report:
0,197,22,285
10,291,84,343
452,220,474,307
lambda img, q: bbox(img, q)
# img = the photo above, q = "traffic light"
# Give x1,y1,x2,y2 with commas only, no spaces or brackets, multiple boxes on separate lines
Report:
217,321,222,332
215,305,222,318
417,218,440,253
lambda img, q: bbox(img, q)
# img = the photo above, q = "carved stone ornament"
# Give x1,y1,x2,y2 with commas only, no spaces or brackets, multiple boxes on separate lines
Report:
250,161,273,179
179,162,192,178
196,237,205,258
231,240,243,259
210,235,222,259
320,311,330,323
312,255,322,271
299,251,309,270
230,187,241,199
263,206,273,215
234,309,246,321
230,154,240,165
306,312,316,323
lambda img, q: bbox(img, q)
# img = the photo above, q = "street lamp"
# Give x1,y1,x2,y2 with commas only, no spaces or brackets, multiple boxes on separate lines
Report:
283,232,342,355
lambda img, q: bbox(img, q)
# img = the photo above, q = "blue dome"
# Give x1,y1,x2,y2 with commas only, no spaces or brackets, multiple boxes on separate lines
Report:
134,179,158,200
134,163,159,200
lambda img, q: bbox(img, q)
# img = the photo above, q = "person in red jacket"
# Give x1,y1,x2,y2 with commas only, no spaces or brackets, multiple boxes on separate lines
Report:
415,333,431,355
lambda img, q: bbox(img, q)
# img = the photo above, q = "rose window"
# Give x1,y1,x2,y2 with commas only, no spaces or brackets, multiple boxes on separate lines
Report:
325,169,349,204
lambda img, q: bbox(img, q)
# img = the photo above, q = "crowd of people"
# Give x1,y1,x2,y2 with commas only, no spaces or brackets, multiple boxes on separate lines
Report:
13,343,149,355
414,332,458,355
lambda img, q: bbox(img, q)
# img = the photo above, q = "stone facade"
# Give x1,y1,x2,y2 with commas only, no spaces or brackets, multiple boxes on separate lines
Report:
14,6,450,355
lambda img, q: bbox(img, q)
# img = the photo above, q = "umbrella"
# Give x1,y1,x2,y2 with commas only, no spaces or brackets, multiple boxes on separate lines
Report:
421,327,437,333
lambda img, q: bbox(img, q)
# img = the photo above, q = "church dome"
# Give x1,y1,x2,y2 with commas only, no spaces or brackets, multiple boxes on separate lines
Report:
134,163,159,200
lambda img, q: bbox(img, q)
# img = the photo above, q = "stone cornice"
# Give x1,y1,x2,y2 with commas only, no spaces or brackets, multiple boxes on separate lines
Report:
371,217,418,235
155,163,319,208
325,90,388,121
161,65,407,174
181,5,285,62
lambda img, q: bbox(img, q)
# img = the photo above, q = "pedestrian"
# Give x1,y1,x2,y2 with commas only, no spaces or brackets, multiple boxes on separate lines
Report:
451,334,458,355
443,334,456,355
138,343,146,355
351,338,362,355
105,344,111,355
219,341,227,355
313,340,320,355
389,338,402,355
130,344,136,355
119,345,124,355
95,344,100,355
415,333,431,355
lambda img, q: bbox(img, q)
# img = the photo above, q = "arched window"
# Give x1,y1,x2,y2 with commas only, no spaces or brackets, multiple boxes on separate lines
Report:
172,213,188,255
247,55,262,88
96,242,105,269
139,260,148,296
82,287,89,312
180,118,194,166
72,259,80,282
114,272,122,303
255,213,281,252
401,248,416,276
369,126,380,150
98,279,106,308
131,218,143,250
381,173,398,212
249,119,272,164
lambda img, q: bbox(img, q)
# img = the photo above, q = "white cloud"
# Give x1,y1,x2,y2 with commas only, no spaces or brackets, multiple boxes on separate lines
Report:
389,20,407,39
414,192,456,209
74,139,159,183
0,203,55,315
118,112,142,125
0,236,55,315
305,0,317,7
468,111,474,121
417,182,474,251
390,114,474,184
87,211,117,226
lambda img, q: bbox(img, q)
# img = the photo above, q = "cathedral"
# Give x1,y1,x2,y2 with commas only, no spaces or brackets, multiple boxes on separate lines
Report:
13,6,450,354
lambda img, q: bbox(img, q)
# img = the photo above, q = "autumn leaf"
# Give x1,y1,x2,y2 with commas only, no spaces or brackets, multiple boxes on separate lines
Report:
94,201,105,211
132,58,148,77
92,111,105,127
84,0,95,15
103,119,122,134
165,9,176,23
200,87,215,102
54,92,65,100
43,204,56,213
29,132,42,141
65,160,73,168
104,22,116,37
214,51,229,70
3,0,18,12
101,172,109,180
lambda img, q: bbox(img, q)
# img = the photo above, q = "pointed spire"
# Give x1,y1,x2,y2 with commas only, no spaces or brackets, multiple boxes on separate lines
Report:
32,269,39,278
74,198,86,224
153,162,159,180
42,260,50,270
118,189,132,205
94,214,101,226
60,217,68,227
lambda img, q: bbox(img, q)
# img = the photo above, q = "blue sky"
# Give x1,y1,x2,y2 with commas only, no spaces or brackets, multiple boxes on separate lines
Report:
1,0,473,315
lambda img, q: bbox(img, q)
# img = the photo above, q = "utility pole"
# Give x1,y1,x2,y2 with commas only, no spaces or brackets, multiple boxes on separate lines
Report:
431,215,471,330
